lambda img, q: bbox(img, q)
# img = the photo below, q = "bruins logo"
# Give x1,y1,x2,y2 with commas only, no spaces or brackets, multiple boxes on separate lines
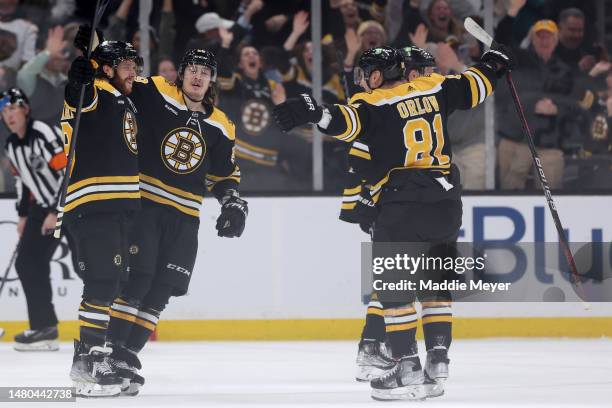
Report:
123,110,138,154
161,127,206,174
241,99,270,136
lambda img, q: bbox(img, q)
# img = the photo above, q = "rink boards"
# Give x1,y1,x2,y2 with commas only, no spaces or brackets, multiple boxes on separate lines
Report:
0,195,611,340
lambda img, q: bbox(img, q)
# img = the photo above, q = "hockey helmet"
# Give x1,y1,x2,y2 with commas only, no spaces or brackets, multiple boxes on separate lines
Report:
179,49,217,82
91,40,143,71
399,46,436,76
354,46,404,87
0,88,29,111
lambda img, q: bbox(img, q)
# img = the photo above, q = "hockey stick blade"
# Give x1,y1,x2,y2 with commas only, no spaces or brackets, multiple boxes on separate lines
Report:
464,17,497,48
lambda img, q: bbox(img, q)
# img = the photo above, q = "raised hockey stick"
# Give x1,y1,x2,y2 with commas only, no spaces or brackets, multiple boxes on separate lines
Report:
0,244,18,298
463,17,588,304
53,0,110,239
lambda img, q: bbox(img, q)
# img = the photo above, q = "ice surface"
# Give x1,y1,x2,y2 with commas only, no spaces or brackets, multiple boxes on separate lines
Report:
0,339,610,407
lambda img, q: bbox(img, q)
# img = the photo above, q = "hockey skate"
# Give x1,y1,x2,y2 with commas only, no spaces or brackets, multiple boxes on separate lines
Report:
13,326,59,352
370,355,426,401
107,346,144,396
355,339,395,382
70,340,122,397
424,346,450,398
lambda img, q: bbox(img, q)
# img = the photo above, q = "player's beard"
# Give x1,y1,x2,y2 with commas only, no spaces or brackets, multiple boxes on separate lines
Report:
112,75,133,95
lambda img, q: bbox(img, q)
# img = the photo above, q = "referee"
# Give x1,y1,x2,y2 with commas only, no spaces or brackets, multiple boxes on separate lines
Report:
2,88,69,351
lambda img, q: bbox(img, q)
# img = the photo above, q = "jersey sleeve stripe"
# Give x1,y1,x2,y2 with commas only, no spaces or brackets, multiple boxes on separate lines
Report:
463,72,480,108
465,71,486,104
468,67,493,97
335,105,355,140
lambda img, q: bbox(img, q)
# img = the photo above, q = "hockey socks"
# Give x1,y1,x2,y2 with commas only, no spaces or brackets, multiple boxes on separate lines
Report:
107,297,140,346
126,306,160,353
421,301,452,350
383,303,418,358
78,301,110,346
361,294,386,342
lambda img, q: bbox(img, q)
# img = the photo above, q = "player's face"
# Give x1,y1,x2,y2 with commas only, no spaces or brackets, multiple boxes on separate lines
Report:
1,103,28,135
239,47,261,77
182,64,212,101
112,59,139,95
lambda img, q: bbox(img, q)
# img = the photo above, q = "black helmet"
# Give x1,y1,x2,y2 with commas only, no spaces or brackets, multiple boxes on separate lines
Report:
179,49,217,83
0,88,29,110
354,46,404,87
91,40,143,71
399,46,436,75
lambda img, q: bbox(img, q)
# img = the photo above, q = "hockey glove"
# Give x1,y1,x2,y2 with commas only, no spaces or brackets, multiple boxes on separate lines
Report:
68,56,95,87
74,24,105,54
355,189,378,235
216,191,248,238
273,93,323,132
480,44,515,78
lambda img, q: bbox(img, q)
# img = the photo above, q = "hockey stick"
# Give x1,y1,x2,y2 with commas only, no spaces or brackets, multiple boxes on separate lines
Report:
53,0,110,239
463,17,588,304
0,244,18,298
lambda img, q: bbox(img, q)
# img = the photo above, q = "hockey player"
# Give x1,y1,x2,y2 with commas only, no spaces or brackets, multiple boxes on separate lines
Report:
274,45,513,400
343,46,439,384
2,88,68,351
61,41,142,397
105,48,247,396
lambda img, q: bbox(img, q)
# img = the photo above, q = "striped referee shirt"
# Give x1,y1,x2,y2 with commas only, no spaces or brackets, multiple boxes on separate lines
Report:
4,119,67,216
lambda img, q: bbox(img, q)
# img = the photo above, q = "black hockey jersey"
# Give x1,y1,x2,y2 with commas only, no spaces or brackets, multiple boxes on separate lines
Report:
319,64,496,203
130,76,240,219
60,78,140,221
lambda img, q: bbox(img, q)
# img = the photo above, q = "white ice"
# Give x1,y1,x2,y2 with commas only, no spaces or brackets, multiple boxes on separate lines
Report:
0,339,611,407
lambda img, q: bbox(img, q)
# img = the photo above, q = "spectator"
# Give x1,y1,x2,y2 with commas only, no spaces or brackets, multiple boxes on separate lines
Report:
16,26,69,126
0,0,38,70
495,19,582,190
156,55,177,83
420,0,475,22
391,0,427,48
234,0,294,49
424,0,463,43
217,28,310,191
494,0,546,48
555,8,605,74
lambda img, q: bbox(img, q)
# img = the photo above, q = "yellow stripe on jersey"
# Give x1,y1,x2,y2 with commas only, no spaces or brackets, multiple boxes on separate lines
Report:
385,321,418,333
464,72,479,108
134,317,156,331
341,202,357,210
67,176,140,193
64,192,140,212
63,86,99,113
236,139,277,156
349,74,445,106
343,185,361,195
334,105,354,140
140,191,200,217
349,147,371,160
422,315,453,324
468,67,492,97
139,173,203,201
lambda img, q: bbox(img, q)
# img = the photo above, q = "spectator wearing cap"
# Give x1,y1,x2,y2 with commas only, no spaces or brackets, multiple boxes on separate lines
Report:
16,25,69,126
0,0,37,70
495,19,583,190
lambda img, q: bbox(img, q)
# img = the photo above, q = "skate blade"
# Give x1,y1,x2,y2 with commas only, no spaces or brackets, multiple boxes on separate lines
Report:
371,384,426,401
73,381,121,398
13,340,59,352
121,382,141,397
425,381,445,398
356,365,393,382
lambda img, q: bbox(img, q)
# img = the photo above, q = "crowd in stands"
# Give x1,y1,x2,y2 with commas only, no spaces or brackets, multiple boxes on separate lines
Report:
0,0,610,193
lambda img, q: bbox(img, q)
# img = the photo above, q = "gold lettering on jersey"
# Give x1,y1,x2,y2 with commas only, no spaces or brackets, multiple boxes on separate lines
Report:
396,96,441,119
161,127,206,174
123,110,138,154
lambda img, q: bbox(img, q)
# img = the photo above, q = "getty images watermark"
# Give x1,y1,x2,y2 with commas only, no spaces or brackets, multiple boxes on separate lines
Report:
361,242,612,303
